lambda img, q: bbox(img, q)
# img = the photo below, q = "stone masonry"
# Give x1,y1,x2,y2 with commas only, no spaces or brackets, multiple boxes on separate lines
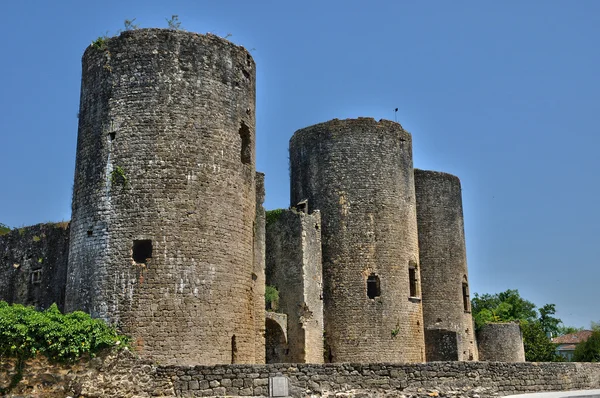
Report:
265,208,324,363
477,322,526,362
254,172,267,364
415,169,478,361
289,118,425,363
0,27,496,369
3,350,600,397
0,222,69,311
65,28,259,365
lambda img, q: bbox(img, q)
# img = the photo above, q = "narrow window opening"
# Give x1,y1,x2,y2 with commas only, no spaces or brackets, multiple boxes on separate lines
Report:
87,230,93,237
462,281,471,312
295,199,308,214
239,121,251,165
109,132,116,141
231,335,238,364
31,270,42,285
409,266,418,297
132,240,152,264
366,273,380,299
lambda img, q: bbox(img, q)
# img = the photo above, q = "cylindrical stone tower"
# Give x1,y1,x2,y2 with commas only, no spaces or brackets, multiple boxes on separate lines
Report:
290,118,425,363
415,169,478,361
65,29,257,365
477,323,526,362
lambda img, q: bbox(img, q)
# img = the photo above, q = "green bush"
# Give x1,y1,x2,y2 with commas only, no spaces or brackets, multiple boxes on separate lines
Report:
266,209,284,225
573,330,600,362
265,285,279,311
0,223,9,236
0,301,128,362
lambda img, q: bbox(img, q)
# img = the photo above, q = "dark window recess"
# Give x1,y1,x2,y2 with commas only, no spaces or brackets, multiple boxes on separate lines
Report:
367,273,380,299
31,270,42,284
87,230,93,237
231,335,238,364
409,267,418,297
132,240,152,264
109,132,116,141
462,282,471,312
295,199,308,214
239,121,251,165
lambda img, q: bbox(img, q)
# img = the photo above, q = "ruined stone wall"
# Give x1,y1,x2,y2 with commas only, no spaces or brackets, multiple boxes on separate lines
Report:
254,172,266,363
265,208,324,363
66,28,258,365
0,222,69,311
4,351,600,398
477,322,526,362
289,118,425,363
414,169,478,361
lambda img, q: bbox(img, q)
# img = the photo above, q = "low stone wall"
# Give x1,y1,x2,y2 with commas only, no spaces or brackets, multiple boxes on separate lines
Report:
2,350,600,397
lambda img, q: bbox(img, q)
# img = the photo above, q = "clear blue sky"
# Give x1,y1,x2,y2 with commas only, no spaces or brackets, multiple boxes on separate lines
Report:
1,1,599,329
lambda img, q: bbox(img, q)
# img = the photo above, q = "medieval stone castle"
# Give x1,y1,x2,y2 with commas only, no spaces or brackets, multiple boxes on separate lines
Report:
0,28,525,366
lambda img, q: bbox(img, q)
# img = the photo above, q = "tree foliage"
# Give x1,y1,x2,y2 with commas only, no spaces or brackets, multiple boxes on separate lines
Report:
521,320,561,362
573,330,600,362
539,304,562,337
265,286,279,311
471,289,537,330
471,289,564,362
0,301,128,362
556,324,584,336
0,223,10,236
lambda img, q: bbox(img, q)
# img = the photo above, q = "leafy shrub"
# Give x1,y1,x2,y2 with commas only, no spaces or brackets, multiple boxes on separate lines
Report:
0,301,128,362
0,223,9,236
573,330,600,362
521,320,561,362
91,36,107,51
266,209,284,225
265,286,279,311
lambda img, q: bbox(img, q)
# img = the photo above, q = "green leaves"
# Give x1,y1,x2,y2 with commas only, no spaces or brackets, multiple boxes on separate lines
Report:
573,330,600,362
0,301,128,362
265,209,284,225
472,289,544,330
471,289,564,362
0,223,10,236
521,320,561,362
265,285,279,311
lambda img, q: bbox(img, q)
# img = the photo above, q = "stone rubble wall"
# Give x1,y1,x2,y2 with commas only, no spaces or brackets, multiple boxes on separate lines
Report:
265,208,324,364
0,222,70,311
3,351,600,397
66,28,258,365
289,118,425,363
477,323,526,362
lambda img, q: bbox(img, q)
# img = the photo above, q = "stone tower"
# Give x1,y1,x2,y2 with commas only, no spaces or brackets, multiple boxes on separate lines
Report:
265,208,324,363
65,29,259,365
414,169,478,361
289,118,425,363
477,322,526,362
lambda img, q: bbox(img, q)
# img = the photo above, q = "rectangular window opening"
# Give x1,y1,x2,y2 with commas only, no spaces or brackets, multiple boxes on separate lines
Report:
367,273,380,299
409,267,418,297
31,269,42,285
133,239,152,264
462,282,471,312
239,121,251,165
